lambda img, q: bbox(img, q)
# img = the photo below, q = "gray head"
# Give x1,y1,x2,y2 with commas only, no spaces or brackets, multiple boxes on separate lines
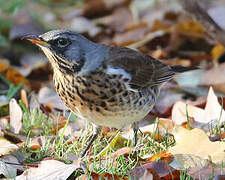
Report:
25,30,108,75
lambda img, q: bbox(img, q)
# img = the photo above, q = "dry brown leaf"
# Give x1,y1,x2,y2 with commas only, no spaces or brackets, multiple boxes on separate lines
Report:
83,0,108,18
0,60,30,87
169,127,225,164
9,99,22,134
6,68,30,87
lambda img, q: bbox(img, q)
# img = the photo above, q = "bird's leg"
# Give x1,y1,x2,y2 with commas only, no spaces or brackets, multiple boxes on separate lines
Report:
80,124,101,158
132,122,139,146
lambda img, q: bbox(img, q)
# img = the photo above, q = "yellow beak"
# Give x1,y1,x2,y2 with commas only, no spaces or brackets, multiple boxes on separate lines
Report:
22,35,49,47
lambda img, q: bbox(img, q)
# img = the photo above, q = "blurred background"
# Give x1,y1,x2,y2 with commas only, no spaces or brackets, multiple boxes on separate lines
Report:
1,0,225,117
1,1,225,179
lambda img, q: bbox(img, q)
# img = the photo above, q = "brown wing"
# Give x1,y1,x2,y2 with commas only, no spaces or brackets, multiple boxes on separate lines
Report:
107,47,175,90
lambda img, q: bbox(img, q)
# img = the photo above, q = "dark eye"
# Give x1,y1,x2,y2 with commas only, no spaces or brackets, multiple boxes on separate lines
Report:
57,38,69,47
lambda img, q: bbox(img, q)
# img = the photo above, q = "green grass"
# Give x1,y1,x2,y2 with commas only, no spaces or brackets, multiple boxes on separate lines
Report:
19,107,177,178
4,101,220,179
18,105,224,178
179,169,194,180
21,106,54,136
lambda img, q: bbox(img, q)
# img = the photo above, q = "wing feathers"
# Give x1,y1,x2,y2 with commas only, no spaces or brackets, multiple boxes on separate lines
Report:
107,47,174,89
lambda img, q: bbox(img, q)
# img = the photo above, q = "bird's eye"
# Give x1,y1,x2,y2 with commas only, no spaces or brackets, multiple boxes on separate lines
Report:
57,38,69,48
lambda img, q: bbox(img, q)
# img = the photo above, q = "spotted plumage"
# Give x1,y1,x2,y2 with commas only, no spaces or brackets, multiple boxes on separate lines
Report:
24,30,197,157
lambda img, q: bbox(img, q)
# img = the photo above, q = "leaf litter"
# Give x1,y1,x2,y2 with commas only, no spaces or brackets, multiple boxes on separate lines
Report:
0,0,225,179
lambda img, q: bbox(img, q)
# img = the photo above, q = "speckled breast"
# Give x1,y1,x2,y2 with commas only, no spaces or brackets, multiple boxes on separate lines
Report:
53,71,159,129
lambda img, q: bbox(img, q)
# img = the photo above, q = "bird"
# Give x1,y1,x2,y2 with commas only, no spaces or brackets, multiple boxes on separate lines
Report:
24,30,197,158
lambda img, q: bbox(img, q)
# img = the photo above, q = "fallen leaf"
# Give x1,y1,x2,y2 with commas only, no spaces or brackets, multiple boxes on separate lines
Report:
172,87,225,132
170,153,209,170
148,151,174,163
175,19,206,38
188,163,225,179
0,154,24,178
0,138,19,156
0,60,30,87
0,60,9,73
211,44,225,60
6,68,30,87
16,159,83,180
169,128,225,164
130,161,180,180
9,98,22,134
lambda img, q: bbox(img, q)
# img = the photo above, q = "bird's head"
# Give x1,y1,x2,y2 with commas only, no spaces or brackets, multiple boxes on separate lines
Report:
24,30,107,75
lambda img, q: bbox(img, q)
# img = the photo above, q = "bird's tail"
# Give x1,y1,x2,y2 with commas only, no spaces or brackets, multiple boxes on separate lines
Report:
170,65,199,73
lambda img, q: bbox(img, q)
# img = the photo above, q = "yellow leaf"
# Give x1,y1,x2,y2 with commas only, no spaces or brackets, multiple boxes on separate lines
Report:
211,44,225,59
175,20,205,38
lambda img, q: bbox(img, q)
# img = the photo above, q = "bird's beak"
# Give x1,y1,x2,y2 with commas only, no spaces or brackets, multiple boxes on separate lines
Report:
22,35,50,47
